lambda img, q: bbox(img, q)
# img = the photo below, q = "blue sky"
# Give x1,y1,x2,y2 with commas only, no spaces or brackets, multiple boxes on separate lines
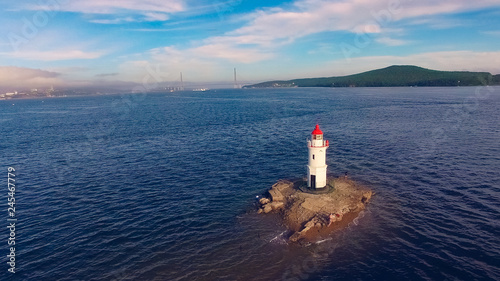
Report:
1,0,500,89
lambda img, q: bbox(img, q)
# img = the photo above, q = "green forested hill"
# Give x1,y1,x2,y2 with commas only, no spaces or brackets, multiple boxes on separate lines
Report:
244,65,499,88
493,74,500,84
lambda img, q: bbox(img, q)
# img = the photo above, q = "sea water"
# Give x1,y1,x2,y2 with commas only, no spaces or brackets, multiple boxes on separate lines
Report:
1,87,499,280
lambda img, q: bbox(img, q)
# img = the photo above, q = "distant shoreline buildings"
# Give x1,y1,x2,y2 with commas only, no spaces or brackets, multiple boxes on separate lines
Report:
0,86,59,100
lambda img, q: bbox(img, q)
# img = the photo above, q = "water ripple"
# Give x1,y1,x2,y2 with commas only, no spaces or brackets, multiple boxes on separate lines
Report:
1,88,499,280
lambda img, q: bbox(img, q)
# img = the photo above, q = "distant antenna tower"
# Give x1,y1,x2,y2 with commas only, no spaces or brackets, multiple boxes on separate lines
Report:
180,72,184,91
234,67,239,89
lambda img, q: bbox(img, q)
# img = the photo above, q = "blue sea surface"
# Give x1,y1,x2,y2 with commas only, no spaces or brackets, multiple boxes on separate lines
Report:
1,87,499,280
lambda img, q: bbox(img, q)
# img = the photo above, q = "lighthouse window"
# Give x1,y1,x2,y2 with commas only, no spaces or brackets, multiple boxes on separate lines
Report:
312,155,315,160
314,135,323,140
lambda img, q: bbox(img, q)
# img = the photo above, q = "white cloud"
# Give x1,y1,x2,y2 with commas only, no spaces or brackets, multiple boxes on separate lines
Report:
88,13,170,24
119,43,273,83
190,44,274,63
352,24,382,34
2,50,103,61
89,17,136,24
117,0,500,82
0,66,140,90
407,17,463,29
218,0,500,49
31,0,184,23
36,0,184,14
376,36,410,46
482,30,500,36
308,43,339,55
0,66,63,88
170,0,500,63
143,12,170,21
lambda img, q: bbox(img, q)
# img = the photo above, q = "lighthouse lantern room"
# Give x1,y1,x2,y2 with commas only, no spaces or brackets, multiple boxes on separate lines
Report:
307,124,329,189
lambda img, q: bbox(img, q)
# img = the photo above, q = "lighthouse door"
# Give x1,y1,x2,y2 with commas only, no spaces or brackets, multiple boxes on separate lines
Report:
310,175,316,189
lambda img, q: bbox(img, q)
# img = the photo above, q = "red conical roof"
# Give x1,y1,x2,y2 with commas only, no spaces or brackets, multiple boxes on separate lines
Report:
311,124,323,135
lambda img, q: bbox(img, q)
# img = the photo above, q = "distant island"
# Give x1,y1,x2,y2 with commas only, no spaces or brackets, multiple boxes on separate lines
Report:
244,65,500,88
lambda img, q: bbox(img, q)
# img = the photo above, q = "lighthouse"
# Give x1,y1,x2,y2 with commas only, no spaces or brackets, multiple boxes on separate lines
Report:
307,124,329,189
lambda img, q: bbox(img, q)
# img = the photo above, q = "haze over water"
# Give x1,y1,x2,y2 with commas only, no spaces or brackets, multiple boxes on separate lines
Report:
1,87,499,280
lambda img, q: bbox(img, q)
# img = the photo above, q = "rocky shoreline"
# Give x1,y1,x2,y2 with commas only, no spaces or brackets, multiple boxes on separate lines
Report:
258,178,372,243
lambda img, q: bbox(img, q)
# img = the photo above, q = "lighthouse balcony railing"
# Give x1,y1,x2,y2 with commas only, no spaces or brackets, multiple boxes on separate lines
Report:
308,140,329,148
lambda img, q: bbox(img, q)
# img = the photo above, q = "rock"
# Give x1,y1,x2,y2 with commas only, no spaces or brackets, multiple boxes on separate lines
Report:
257,208,263,214
268,189,284,202
328,214,337,224
263,204,273,214
361,192,372,203
270,201,284,211
259,198,270,205
304,219,316,228
272,180,293,192
289,232,302,243
300,198,328,212
258,177,373,243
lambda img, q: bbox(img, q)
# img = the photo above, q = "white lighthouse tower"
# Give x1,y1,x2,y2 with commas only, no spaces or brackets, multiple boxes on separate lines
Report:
307,124,329,189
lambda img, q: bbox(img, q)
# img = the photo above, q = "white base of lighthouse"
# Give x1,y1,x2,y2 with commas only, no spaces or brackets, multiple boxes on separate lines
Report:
307,124,329,189
307,165,328,189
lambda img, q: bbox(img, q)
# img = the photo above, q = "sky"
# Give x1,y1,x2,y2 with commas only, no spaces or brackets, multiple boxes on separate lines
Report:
1,0,500,90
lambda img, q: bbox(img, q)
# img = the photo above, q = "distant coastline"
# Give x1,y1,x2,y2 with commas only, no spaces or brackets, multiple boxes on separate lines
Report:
244,65,500,88
2,65,499,101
